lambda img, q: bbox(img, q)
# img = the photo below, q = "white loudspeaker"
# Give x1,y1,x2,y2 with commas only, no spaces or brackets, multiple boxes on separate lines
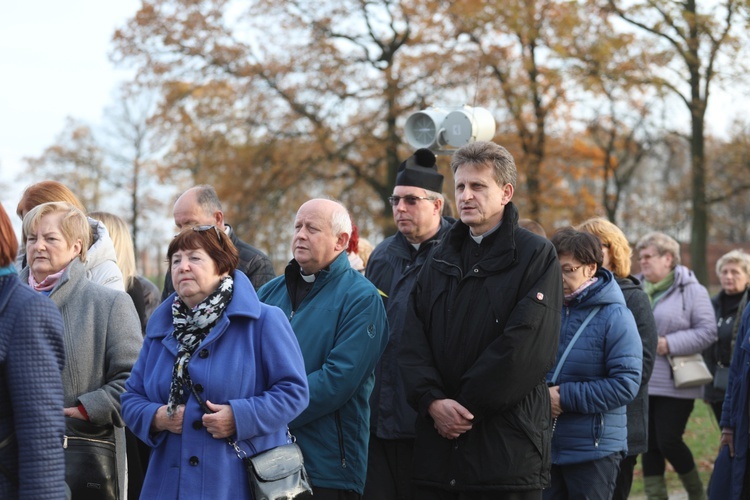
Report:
404,107,449,150
442,106,496,148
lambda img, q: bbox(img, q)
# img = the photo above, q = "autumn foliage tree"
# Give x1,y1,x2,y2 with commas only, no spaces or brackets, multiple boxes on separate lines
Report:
605,0,750,283
444,0,585,224
23,117,109,212
111,0,476,243
106,0,750,263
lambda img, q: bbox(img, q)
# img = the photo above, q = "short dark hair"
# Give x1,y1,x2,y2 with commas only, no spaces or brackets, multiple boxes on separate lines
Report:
551,227,603,269
167,226,239,275
0,203,18,267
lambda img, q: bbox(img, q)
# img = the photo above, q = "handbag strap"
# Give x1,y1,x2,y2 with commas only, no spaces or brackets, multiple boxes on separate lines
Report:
188,380,250,457
0,432,18,486
187,379,292,459
550,306,602,385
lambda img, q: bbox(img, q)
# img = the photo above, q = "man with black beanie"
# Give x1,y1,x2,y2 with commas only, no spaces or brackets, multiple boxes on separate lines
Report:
364,148,454,500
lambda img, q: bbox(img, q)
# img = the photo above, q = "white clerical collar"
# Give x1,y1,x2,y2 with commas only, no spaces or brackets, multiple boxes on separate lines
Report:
300,271,317,283
469,221,502,244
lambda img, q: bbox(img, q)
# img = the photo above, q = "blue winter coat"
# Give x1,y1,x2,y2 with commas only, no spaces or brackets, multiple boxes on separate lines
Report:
258,251,389,494
714,303,750,499
122,271,309,500
0,273,66,500
547,268,642,465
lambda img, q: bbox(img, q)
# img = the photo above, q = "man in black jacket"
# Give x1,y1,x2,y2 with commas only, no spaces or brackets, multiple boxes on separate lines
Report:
161,185,275,300
400,141,563,500
364,148,453,500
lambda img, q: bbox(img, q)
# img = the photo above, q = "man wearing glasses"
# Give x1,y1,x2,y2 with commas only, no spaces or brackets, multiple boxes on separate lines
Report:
363,148,453,500
400,141,563,500
161,185,275,300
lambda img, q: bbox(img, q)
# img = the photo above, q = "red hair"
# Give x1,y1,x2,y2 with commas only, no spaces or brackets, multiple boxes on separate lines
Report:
0,203,18,266
347,216,359,255
17,180,86,217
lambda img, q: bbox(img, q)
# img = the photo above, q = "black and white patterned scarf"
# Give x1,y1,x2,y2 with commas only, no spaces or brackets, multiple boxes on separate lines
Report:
167,276,233,416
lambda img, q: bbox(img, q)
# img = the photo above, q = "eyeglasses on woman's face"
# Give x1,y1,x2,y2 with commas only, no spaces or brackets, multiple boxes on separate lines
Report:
561,265,583,276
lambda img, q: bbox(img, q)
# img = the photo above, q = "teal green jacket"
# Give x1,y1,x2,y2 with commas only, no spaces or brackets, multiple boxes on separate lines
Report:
258,251,388,494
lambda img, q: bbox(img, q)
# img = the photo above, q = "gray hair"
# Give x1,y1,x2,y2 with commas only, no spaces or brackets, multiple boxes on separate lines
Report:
192,185,223,214
330,199,352,237
424,188,444,203
450,141,517,188
716,249,750,278
636,231,681,268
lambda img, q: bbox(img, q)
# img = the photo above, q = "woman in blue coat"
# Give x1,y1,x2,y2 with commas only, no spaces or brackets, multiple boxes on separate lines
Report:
709,303,750,499
0,202,67,499
545,228,642,500
122,225,309,499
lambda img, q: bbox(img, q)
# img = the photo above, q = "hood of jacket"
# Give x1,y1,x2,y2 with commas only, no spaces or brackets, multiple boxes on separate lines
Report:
86,217,118,271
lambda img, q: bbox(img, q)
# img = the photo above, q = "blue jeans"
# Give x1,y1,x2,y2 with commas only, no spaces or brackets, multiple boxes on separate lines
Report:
544,452,623,500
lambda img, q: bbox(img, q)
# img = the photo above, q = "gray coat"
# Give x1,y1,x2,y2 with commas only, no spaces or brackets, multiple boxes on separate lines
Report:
20,259,142,499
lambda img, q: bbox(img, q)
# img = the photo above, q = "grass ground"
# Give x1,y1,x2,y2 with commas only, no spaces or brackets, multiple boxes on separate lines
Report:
629,399,720,497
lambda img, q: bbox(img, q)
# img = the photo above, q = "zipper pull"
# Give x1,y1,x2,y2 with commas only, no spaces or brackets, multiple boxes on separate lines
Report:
63,435,68,449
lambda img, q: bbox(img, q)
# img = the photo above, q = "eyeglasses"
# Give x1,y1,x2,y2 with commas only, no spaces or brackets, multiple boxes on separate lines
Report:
561,265,583,276
388,195,435,206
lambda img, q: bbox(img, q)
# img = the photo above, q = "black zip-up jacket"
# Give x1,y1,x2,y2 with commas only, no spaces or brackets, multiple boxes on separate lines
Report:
704,287,749,402
617,275,658,455
366,217,454,439
400,203,562,492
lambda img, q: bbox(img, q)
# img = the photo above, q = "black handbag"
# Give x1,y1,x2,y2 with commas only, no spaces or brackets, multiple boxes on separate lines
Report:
189,382,313,499
64,417,119,500
238,439,313,500
713,365,731,391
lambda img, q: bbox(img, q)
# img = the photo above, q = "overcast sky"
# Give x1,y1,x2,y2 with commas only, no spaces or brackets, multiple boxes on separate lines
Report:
0,0,140,219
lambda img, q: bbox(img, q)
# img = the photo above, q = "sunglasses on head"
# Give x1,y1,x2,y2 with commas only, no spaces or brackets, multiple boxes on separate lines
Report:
193,224,222,239
387,195,435,206
172,225,223,241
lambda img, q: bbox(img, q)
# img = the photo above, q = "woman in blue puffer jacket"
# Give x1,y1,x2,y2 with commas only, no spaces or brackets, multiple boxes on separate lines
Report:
545,228,642,500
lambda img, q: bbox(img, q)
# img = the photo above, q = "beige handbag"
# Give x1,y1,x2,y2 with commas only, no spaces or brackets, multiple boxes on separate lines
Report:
667,353,714,388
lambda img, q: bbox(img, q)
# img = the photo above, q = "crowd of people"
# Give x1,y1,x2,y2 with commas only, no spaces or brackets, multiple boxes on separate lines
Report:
1,140,749,500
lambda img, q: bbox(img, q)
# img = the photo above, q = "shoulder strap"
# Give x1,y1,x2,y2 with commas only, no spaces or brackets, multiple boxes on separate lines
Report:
0,432,18,486
550,305,602,385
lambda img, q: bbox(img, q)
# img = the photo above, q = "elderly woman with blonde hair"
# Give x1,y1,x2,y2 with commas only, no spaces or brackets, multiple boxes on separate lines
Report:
576,217,658,500
16,181,124,291
20,202,142,499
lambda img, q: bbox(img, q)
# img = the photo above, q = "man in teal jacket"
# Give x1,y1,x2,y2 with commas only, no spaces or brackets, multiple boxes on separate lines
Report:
258,198,389,499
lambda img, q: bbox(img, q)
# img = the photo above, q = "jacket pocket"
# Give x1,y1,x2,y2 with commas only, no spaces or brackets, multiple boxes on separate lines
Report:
334,410,347,469
592,413,604,448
